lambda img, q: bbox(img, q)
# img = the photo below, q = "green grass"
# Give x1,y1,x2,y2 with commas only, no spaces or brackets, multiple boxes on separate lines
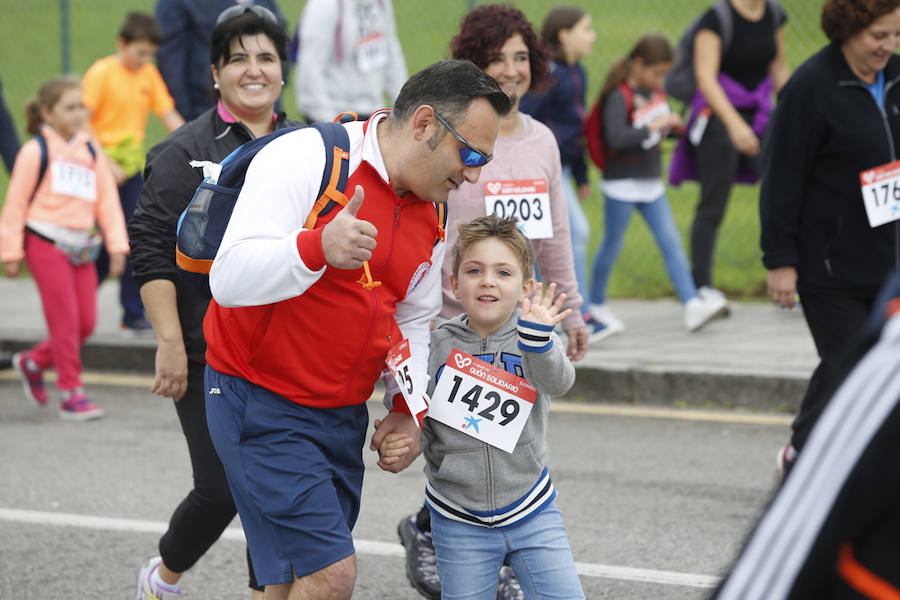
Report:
0,0,828,298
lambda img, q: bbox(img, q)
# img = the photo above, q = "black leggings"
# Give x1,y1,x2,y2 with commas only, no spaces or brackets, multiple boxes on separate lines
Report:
159,361,260,591
690,112,764,289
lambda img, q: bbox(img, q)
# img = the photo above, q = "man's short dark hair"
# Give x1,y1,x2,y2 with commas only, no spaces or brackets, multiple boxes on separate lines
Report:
210,8,289,74
119,12,163,46
391,60,512,128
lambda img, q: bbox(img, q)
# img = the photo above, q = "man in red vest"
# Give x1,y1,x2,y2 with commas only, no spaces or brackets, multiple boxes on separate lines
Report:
203,60,511,599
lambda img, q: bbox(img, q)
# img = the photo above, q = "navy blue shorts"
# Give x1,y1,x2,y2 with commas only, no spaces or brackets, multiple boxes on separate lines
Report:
205,366,368,586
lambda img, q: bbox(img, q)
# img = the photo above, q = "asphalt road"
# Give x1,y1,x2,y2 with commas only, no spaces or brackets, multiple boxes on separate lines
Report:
0,374,789,599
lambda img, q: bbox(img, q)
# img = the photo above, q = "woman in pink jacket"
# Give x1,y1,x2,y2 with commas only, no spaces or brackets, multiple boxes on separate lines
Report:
0,75,128,420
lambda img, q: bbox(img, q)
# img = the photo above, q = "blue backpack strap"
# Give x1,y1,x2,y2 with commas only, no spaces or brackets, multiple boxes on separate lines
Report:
36,133,48,183
215,125,303,188
28,133,49,204
303,121,351,228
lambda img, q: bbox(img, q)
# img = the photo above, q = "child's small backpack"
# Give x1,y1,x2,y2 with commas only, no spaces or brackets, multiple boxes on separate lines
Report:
31,133,97,202
175,121,351,298
584,82,634,171
664,0,783,105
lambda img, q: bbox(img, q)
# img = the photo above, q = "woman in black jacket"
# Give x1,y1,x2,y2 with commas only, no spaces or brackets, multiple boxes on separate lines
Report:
128,6,298,598
761,0,900,472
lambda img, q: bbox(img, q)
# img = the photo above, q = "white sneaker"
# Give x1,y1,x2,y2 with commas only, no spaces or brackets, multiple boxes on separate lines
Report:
684,294,728,331
586,305,626,343
699,285,731,317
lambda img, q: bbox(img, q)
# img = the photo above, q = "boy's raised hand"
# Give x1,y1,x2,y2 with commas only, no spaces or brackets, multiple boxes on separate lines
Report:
519,282,572,327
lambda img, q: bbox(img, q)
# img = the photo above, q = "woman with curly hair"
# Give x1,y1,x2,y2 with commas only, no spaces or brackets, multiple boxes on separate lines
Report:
761,0,900,477
439,3,588,360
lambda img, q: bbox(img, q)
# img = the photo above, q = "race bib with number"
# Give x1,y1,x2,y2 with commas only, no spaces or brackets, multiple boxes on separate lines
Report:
484,179,552,239
428,349,537,453
51,159,96,201
386,339,428,425
860,160,900,228
355,32,389,73
631,95,670,130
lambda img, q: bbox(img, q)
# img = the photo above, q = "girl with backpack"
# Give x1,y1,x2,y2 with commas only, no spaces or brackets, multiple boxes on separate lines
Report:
519,6,598,338
0,75,128,420
587,33,727,334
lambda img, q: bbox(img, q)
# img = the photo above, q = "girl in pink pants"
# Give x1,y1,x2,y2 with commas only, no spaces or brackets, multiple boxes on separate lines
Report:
0,75,128,420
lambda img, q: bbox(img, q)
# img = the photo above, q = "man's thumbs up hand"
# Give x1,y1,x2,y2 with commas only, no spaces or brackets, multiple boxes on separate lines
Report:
321,185,378,269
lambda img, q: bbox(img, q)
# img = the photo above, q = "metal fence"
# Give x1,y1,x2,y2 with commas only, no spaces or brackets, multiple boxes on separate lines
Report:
0,0,828,298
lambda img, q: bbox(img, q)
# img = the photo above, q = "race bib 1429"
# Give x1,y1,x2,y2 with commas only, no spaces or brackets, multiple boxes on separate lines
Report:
428,349,536,453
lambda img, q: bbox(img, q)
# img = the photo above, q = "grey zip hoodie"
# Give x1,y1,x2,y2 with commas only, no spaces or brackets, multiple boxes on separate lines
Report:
423,309,575,524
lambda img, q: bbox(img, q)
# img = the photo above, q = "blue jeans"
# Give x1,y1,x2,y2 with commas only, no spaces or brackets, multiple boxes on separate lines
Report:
561,166,590,311
429,501,584,599
590,192,698,305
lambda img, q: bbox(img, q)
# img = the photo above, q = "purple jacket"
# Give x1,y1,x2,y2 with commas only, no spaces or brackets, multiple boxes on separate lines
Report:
669,73,774,186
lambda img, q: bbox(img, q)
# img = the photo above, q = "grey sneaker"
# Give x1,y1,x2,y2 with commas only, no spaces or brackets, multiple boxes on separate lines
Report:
497,565,525,600
397,514,441,599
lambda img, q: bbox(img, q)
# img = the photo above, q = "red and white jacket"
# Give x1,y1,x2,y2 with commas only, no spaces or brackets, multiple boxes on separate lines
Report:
204,113,444,410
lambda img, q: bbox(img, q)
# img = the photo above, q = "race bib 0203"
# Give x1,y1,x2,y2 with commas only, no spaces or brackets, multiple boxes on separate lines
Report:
484,179,552,240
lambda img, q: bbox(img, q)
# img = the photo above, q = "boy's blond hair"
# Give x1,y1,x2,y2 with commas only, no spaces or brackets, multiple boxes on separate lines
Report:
452,214,535,279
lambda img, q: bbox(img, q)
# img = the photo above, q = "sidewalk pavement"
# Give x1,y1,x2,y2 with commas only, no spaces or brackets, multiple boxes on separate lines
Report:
0,278,818,412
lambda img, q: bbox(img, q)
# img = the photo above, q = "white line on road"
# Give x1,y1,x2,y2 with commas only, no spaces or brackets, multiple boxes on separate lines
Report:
551,400,793,426
0,371,791,426
0,507,721,589
0,369,156,388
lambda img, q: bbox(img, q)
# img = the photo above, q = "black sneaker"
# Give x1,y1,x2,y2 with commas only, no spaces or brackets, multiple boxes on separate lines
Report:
397,514,441,599
497,565,524,600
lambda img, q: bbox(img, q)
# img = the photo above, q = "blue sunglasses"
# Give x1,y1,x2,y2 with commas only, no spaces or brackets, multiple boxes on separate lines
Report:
434,111,492,168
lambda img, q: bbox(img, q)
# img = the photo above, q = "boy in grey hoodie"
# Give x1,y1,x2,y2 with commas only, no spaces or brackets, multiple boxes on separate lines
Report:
416,214,584,598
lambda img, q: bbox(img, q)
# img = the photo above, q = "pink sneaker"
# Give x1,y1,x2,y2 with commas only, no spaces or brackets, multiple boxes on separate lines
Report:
12,352,48,407
60,392,105,421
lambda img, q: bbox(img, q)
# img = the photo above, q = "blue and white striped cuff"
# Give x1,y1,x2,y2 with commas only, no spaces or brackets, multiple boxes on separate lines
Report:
517,317,554,353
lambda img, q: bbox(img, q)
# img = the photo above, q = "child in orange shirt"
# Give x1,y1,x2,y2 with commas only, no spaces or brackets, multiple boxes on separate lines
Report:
82,12,183,333
0,75,129,420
